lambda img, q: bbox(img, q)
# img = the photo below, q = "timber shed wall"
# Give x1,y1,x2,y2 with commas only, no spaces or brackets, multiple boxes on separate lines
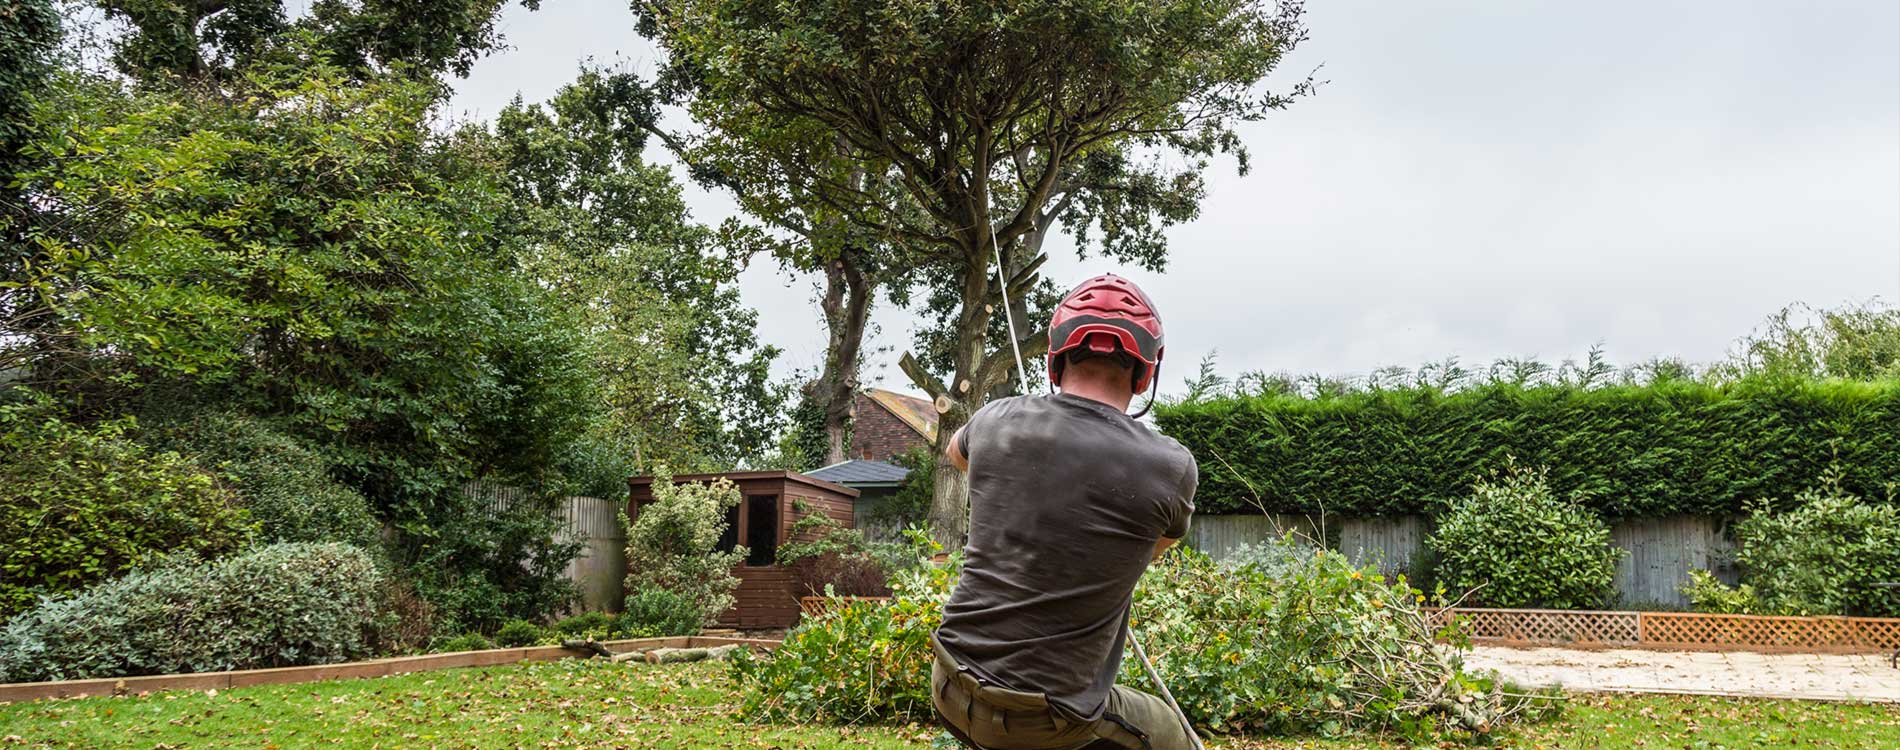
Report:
628,471,859,629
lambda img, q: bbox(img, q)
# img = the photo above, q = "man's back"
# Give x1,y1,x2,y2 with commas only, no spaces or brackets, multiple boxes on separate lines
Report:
936,392,1197,721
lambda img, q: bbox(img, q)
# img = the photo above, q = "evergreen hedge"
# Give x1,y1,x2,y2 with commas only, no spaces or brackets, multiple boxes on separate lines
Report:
1153,378,1900,517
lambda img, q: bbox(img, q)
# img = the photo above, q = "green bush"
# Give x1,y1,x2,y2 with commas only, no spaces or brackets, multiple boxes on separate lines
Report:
776,500,891,597
406,493,581,635
0,396,255,619
552,611,619,638
1730,478,1900,617
0,543,381,682
1427,465,1622,610
1130,541,1554,739
1154,378,1900,517
493,619,547,648
733,532,1550,740
140,410,381,549
730,531,953,724
1681,570,1762,615
623,468,745,628
621,590,705,638
432,633,495,653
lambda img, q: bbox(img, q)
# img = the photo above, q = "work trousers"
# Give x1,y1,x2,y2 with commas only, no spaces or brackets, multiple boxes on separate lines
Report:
929,635,1193,750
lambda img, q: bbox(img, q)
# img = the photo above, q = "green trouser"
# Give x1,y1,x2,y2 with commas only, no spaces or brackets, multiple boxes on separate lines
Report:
929,634,1194,750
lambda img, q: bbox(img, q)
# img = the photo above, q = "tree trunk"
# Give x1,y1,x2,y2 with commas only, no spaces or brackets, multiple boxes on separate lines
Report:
814,250,872,465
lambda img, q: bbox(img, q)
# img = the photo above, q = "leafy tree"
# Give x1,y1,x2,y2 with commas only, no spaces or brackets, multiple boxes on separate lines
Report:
1718,301,1900,381
487,68,782,479
0,0,60,367
84,0,540,85
636,0,1312,543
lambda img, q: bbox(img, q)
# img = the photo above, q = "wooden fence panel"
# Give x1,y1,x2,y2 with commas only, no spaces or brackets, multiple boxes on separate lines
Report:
1611,515,1737,608
1338,516,1426,577
1188,514,1320,560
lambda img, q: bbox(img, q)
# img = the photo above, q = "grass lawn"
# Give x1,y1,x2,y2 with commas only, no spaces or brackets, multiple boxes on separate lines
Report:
1,660,1894,750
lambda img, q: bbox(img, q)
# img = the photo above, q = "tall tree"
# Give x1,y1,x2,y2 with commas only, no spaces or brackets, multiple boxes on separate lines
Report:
84,0,539,85
487,68,784,481
636,0,1310,543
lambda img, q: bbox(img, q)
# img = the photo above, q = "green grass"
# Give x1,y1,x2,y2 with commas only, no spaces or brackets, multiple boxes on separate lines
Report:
0,660,1893,749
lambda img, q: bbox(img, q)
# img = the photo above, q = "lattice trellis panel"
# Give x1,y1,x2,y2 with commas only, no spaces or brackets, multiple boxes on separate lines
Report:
797,596,891,620
1429,608,1639,645
1642,613,1900,652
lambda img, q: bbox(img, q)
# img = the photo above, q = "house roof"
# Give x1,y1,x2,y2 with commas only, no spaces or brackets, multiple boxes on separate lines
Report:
805,459,912,488
866,388,939,440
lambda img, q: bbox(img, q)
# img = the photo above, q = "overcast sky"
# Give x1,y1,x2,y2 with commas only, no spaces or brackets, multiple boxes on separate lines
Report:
450,1,1900,398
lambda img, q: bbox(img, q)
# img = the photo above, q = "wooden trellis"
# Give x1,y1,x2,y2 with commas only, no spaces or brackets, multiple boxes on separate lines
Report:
1428,607,1900,653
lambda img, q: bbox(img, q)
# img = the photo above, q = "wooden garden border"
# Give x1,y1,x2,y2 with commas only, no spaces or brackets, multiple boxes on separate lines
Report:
0,636,781,704
1426,607,1900,653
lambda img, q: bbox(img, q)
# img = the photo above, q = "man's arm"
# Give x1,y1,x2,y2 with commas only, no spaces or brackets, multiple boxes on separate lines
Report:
1151,536,1178,561
945,425,969,472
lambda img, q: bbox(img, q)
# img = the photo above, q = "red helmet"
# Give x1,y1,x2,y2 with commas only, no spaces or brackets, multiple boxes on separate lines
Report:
1047,273,1165,393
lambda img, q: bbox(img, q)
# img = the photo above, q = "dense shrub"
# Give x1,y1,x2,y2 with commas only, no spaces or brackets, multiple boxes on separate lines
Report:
1427,465,1622,609
0,396,255,619
552,611,619,638
433,633,495,653
734,533,1550,740
494,619,548,648
1154,378,1900,517
1681,570,1762,615
731,532,953,724
0,543,381,682
406,493,581,635
1130,541,1554,739
140,410,381,548
776,501,892,597
623,468,745,627
1729,479,1900,617
621,589,705,638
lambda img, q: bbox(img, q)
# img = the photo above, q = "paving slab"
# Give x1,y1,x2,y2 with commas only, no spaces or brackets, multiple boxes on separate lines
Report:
1463,645,1900,703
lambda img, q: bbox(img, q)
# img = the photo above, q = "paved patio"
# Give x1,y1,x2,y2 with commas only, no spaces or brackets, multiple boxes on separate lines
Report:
1465,645,1900,703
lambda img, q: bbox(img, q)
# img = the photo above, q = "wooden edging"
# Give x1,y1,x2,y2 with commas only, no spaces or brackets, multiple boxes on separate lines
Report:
0,635,782,705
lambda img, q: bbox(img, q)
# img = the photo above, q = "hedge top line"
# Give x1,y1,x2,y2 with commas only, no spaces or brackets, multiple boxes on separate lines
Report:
1152,377,1900,517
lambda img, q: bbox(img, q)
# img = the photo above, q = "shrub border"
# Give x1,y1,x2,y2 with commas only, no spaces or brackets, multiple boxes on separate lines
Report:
0,636,781,704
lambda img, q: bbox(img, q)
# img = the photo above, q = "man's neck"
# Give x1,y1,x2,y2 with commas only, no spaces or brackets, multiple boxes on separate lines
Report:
1057,380,1134,413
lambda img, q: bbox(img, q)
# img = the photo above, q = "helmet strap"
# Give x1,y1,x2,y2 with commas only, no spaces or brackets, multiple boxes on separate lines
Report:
1127,361,1162,419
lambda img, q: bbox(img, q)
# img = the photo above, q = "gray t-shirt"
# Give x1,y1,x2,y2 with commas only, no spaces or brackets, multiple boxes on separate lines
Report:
935,393,1198,721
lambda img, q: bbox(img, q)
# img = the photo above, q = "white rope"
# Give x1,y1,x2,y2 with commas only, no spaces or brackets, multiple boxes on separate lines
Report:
990,223,1031,393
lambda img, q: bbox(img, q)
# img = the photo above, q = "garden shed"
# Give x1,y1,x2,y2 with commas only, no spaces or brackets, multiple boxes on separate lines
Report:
626,470,859,629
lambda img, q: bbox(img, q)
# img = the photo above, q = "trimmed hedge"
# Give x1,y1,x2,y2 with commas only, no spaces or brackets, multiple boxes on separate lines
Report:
1154,378,1900,517
0,543,382,682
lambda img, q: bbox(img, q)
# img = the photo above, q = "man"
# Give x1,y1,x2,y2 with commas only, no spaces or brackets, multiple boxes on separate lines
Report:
931,274,1200,750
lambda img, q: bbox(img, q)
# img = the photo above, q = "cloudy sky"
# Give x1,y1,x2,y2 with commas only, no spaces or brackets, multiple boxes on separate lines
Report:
451,1,1900,398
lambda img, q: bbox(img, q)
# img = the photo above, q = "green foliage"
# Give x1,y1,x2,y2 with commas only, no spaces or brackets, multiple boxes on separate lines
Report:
0,395,254,620
621,589,704,638
1717,301,1900,381
1427,465,1622,610
1129,541,1554,740
1155,378,1900,517
866,447,936,530
551,611,618,638
730,531,952,724
406,494,580,636
623,468,746,628
0,0,55,178
1681,571,1762,616
432,632,495,653
0,543,381,682
736,531,1546,740
776,501,892,597
140,409,380,548
494,619,548,648
85,0,540,85
490,67,783,475
1730,477,1900,617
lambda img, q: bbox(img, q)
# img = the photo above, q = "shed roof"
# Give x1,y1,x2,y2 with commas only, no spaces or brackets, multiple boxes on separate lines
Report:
865,388,939,440
805,459,912,488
